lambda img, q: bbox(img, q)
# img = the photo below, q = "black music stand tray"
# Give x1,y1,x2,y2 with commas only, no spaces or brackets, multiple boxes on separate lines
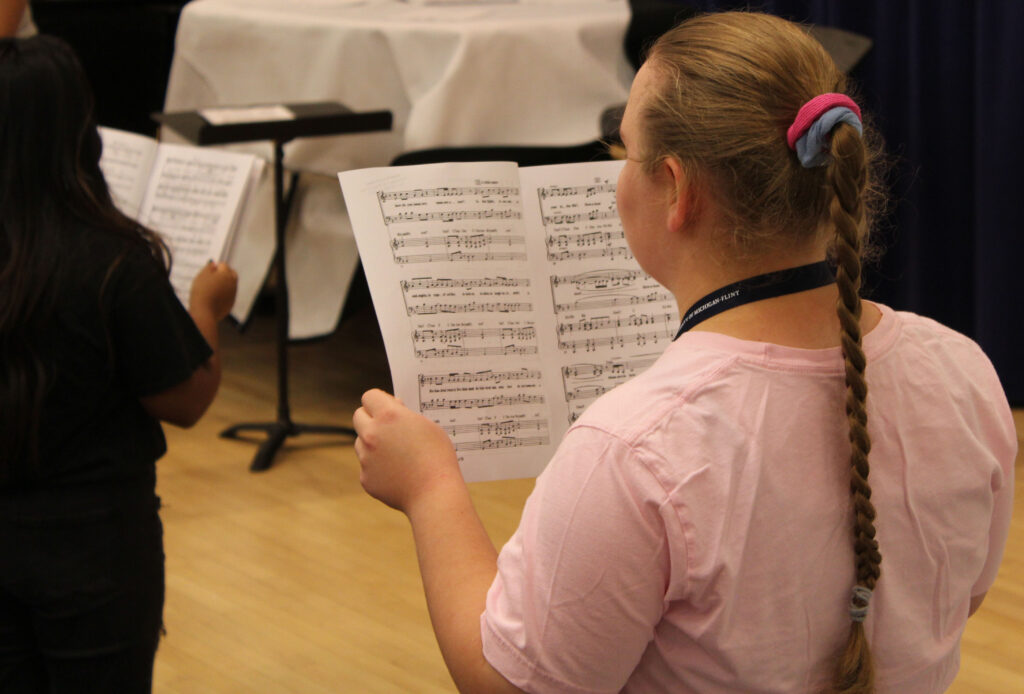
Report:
154,102,393,471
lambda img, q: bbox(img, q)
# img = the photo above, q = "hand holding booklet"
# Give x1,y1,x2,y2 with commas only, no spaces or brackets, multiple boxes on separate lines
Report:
339,160,678,482
98,126,264,308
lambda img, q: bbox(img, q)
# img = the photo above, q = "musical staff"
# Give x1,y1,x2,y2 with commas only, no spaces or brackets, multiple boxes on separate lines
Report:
418,369,542,387
541,208,619,226
557,327,673,353
556,312,675,335
417,370,545,433
148,205,222,233
566,384,609,401
561,353,660,422
414,327,537,343
547,246,634,263
553,291,673,314
538,182,617,199
159,156,240,188
395,250,528,264
421,393,545,410
383,209,521,224
562,355,658,380
153,182,230,206
379,185,519,202
442,418,548,438
546,230,625,250
551,269,647,289
392,233,525,250
415,344,539,359
401,276,529,291
405,300,533,316
454,435,550,452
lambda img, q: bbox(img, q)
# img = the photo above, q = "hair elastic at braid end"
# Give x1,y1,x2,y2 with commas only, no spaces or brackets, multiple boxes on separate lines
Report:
849,585,873,623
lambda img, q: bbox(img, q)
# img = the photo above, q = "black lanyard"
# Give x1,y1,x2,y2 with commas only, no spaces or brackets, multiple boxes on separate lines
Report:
673,260,835,340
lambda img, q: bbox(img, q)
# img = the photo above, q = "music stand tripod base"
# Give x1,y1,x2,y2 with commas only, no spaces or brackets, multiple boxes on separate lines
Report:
219,421,357,472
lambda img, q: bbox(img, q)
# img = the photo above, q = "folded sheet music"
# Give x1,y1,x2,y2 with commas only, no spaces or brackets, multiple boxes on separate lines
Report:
339,160,678,482
98,126,263,308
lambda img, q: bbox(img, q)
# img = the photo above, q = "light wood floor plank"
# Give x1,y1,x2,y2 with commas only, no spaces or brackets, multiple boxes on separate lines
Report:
153,305,1023,693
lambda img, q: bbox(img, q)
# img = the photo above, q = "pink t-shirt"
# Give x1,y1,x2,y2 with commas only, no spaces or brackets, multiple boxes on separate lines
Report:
482,304,1016,694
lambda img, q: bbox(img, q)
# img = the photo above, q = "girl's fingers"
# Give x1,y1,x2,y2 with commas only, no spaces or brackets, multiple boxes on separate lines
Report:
361,388,398,415
352,406,369,433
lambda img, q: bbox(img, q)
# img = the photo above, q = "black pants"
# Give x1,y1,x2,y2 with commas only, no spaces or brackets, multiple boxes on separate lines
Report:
0,489,165,694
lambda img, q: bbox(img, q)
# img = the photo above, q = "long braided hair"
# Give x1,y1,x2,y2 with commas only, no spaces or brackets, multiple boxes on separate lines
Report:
828,116,882,694
641,12,886,692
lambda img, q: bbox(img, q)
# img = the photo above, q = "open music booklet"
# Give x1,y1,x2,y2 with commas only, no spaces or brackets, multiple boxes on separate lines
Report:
98,126,264,307
339,160,679,482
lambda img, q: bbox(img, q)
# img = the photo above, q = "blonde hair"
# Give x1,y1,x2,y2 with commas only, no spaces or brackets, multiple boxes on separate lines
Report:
643,12,884,693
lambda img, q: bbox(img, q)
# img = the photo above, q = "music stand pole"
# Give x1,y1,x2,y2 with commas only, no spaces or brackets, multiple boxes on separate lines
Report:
219,139,358,471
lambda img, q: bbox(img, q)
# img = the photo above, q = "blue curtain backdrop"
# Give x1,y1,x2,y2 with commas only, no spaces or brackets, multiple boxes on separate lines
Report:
661,1,1024,404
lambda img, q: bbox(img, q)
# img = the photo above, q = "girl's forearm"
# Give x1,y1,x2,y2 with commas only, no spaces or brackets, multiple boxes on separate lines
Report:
406,481,523,694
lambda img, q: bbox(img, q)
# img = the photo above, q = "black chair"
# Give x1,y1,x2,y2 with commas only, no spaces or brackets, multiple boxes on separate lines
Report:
389,140,613,168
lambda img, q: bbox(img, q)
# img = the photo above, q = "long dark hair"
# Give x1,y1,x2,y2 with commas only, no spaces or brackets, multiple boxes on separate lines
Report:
0,35,169,480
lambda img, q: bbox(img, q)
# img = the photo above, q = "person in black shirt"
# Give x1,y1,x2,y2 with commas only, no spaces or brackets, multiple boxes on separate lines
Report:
0,35,237,693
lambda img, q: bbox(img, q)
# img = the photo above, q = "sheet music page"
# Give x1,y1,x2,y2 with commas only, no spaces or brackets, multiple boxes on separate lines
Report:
222,157,274,327
339,159,675,482
199,104,296,125
137,144,257,305
341,162,559,481
518,161,677,426
98,127,160,218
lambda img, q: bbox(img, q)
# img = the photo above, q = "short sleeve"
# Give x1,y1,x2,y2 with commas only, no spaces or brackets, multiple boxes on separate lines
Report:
108,250,212,397
482,426,681,694
969,366,1018,597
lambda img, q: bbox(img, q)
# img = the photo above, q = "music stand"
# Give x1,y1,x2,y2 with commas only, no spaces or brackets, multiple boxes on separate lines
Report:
154,102,393,471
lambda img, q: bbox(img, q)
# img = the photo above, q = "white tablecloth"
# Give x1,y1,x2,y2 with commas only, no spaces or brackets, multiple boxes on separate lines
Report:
163,0,633,337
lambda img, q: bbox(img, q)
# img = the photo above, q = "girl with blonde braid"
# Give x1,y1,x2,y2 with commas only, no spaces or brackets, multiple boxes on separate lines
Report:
352,12,1015,694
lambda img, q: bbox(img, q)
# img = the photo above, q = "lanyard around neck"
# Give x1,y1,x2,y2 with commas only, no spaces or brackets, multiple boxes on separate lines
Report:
673,260,835,340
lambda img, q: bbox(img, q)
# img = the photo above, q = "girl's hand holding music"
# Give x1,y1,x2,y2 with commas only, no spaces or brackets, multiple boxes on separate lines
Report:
353,388,462,514
190,261,238,321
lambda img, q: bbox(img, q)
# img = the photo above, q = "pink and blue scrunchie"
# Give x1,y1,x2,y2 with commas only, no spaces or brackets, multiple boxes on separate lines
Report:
786,93,863,168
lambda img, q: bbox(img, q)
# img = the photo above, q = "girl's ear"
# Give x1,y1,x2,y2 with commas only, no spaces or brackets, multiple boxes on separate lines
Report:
661,156,690,234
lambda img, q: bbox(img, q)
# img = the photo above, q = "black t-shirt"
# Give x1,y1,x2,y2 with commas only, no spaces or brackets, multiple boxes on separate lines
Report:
3,229,212,494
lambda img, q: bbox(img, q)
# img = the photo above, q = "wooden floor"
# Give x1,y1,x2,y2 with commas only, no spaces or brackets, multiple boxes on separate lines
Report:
154,303,1024,693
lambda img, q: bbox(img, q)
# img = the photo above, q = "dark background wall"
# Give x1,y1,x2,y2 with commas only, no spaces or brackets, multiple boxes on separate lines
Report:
33,0,189,136
635,0,1024,404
